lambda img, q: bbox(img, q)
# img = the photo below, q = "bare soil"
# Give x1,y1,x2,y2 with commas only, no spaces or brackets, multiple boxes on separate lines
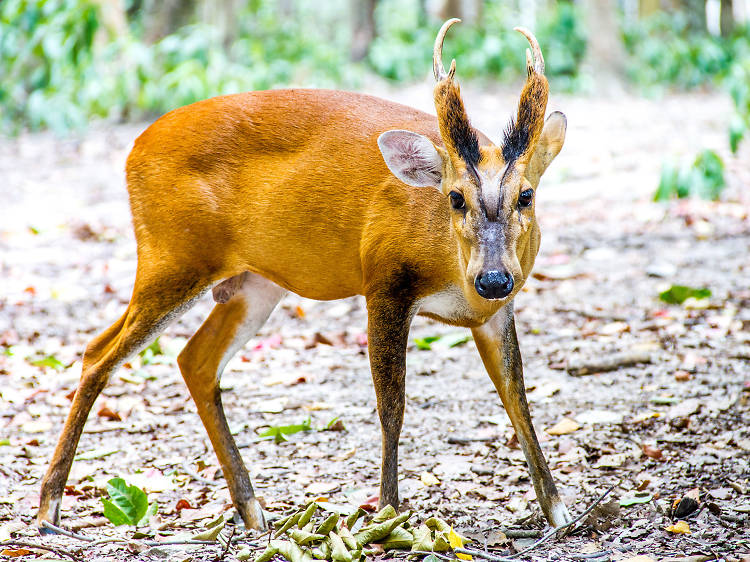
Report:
1,86,748,561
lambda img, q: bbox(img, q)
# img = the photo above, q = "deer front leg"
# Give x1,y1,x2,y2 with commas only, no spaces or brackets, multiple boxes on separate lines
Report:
366,293,415,510
472,303,571,528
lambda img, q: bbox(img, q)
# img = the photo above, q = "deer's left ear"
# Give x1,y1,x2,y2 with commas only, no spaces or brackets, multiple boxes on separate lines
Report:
378,130,444,189
525,111,566,188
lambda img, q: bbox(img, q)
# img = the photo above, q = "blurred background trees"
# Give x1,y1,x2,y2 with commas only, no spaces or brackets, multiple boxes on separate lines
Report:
0,0,748,152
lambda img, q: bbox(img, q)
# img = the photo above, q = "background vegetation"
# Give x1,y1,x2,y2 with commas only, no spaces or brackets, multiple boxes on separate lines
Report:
1,0,749,166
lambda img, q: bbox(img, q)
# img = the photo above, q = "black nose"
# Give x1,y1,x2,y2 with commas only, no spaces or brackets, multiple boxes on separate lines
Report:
474,270,514,300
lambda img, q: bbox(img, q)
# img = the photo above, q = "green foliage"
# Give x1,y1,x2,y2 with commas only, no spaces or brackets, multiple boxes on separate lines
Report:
623,13,750,90
1,0,589,134
414,332,472,350
727,52,750,152
257,418,313,444
138,337,163,366
30,355,66,371
101,478,157,527
658,285,711,305
369,0,586,86
0,0,100,132
655,149,726,201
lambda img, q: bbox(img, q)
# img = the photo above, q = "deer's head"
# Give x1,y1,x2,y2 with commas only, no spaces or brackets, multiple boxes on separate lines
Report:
379,19,566,303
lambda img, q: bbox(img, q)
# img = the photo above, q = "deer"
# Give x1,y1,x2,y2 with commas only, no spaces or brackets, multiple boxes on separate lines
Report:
38,19,570,533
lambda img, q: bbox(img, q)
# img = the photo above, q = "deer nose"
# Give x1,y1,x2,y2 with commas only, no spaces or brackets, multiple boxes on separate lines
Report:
474,270,514,300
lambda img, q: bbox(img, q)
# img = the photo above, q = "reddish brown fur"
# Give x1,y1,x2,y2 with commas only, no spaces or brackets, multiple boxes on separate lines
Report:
38,46,569,532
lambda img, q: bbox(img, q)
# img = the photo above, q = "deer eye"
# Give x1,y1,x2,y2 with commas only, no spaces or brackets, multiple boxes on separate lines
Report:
449,191,465,210
518,189,533,208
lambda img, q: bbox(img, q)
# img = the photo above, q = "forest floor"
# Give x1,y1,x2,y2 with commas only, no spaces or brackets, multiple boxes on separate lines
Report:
0,85,749,562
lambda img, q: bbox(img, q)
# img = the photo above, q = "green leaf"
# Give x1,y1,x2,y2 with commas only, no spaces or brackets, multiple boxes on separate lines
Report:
439,332,472,348
30,355,66,371
102,498,133,526
414,336,441,350
619,493,653,507
659,285,711,305
414,332,471,351
257,418,313,444
0,439,10,446
102,478,149,526
137,502,158,527
139,337,163,365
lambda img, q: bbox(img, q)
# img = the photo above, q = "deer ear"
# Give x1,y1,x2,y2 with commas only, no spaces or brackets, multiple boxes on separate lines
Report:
378,130,444,188
525,111,566,188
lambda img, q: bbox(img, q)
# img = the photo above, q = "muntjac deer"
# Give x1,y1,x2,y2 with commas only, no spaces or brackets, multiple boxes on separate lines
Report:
38,20,570,532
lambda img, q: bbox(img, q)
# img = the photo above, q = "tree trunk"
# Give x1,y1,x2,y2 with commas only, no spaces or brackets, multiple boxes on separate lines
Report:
143,0,196,43
351,0,377,62
200,0,240,49
582,0,627,94
436,0,482,24
720,0,734,36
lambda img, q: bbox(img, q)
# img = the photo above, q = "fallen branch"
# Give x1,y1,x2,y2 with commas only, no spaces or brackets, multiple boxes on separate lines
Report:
408,551,456,561
447,436,497,445
216,525,236,561
1,539,82,561
566,351,652,376
41,521,93,541
570,551,612,560
508,482,619,559
454,547,514,562
42,520,258,549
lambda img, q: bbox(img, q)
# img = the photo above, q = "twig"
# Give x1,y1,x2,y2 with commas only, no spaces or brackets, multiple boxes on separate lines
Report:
1,539,82,561
408,551,456,561
566,351,652,376
183,461,221,485
447,436,497,445
507,482,619,559
570,551,612,560
502,530,541,539
43,520,259,548
454,548,514,561
216,525,235,561
41,520,94,541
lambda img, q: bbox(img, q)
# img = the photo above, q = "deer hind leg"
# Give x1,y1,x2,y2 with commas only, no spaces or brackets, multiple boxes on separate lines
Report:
177,272,286,530
38,266,208,531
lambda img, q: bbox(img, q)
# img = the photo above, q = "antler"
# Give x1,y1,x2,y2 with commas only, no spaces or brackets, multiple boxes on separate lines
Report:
513,26,545,75
501,26,549,166
433,18,460,82
432,18,481,171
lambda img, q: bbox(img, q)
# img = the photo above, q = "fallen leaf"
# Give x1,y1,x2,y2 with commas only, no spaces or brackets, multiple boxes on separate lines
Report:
546,418,580,435
665,520,691,534
620,494,652,507
448,527,471,560
576,410,624,425
420,472,440,487
1,548,33,557
305,482,338,495
97,406,122,421
594,453,629,468
642,444,663,460
175,499,192,511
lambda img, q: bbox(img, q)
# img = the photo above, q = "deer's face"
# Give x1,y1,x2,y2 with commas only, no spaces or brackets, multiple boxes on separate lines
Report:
379,21,566,302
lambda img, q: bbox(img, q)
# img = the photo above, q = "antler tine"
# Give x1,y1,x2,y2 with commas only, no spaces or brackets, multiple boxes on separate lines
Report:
433,18,461,81
514,26,544,75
